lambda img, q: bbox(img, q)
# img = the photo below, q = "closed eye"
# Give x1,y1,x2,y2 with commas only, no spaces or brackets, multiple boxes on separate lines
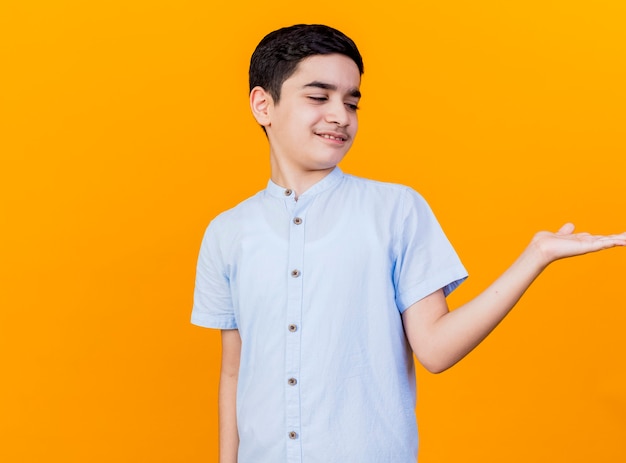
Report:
308,96,328,102
345,103,359,112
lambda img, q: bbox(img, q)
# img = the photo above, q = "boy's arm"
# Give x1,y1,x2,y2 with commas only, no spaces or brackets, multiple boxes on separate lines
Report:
402,223,626,374
219,329,241,463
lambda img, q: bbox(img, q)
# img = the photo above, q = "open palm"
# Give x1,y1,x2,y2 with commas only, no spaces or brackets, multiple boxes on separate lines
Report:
532,223,626,264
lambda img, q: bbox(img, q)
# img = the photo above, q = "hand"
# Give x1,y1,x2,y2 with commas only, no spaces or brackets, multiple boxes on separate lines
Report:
531,223,626,265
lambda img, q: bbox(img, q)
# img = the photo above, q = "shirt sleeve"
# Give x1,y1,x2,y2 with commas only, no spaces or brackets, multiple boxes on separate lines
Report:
393,187,468,313
191,220,238,329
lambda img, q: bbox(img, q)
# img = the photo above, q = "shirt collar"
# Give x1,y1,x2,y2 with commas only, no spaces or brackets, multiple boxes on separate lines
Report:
266,167,344,199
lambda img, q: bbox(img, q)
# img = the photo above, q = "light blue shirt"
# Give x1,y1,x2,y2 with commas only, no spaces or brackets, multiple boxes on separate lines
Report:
192,168,467,462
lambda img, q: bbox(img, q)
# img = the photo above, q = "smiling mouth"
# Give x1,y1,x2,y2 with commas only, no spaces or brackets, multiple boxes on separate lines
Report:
317,133,347,142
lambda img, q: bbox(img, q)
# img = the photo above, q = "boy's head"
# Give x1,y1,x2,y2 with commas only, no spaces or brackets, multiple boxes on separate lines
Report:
249,24,364,103
249,25,364,182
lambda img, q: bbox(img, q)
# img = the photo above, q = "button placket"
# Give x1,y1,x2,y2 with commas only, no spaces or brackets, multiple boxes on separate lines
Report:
284,199,309,461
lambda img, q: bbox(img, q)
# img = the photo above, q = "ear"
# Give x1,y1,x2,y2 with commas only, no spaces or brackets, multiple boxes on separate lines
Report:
250,86,272,127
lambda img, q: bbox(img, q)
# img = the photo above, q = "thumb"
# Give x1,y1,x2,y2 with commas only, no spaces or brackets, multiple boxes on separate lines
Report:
557,223,576,235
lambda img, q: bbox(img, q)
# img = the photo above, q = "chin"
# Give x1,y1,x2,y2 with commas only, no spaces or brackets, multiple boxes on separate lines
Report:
312,158,346,171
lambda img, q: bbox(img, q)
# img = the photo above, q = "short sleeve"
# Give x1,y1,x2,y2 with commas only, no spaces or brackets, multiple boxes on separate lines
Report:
191,220,238,329
393,188,468,312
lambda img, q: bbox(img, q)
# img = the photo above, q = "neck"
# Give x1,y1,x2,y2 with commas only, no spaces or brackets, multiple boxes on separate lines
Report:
270,157,335,199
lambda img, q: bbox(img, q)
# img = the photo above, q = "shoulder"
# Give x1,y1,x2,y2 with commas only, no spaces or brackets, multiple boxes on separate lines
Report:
342,173,421,195
199,190,269,249
342,173,408,192
209,190,265,226
340,173,430,210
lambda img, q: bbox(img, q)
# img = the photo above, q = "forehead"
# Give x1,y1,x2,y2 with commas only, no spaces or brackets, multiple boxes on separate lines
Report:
284,54,361,91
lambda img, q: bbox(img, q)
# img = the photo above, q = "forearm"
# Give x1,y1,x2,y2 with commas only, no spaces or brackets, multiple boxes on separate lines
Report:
218,329,241,463
437,244,546,367
406,240,549,373
218,369,239,463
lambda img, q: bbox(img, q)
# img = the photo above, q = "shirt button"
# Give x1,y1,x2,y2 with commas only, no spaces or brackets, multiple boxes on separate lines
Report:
284,189,292,196
291,269,300,278
288,431,298,440
288,324,297,332
288,377,297,386
293,217,302,225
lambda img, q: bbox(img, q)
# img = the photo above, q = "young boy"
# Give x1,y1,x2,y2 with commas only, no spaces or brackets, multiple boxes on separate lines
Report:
191,24,625,463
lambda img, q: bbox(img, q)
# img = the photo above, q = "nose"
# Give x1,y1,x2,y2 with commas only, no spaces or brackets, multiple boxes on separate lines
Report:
325,99,351,127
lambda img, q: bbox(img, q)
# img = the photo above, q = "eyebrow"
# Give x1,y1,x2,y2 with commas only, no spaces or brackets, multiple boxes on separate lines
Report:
303,81,361,99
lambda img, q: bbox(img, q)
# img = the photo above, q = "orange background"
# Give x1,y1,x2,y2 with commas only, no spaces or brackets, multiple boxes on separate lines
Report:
1,1,625,461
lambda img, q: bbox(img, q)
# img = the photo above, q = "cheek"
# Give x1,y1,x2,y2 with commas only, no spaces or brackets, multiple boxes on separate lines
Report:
350,118,358,137
303,109,324,126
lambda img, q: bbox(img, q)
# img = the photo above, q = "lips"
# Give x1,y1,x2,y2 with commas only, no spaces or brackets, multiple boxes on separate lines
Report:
315,131,348,142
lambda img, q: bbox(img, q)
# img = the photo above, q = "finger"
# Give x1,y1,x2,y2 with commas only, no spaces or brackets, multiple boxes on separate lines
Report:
594,237,626,249
605,233,626,244
557,223,575,235
592,232,626,241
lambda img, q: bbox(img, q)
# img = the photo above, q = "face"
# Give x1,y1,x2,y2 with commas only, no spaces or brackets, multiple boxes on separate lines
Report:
254,54,361,178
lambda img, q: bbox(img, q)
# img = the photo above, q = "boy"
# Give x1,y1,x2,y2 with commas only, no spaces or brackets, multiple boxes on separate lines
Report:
191,24,625,463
